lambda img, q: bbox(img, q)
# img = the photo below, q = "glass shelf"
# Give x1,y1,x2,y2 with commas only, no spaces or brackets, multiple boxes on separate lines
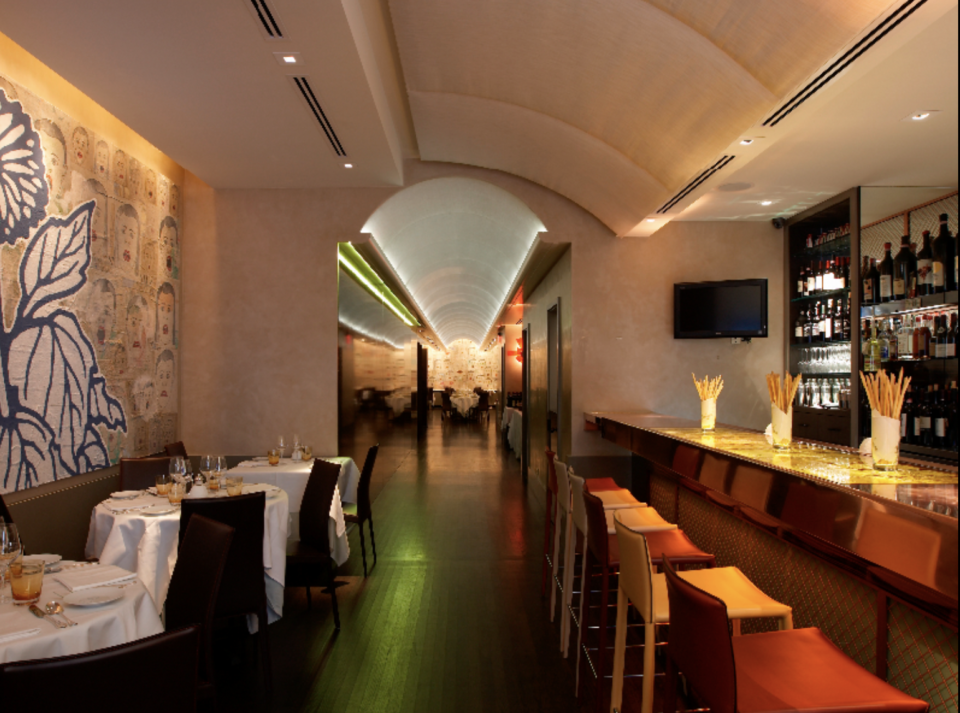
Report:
791,340,851,349
791,233,851,260
791,288,850,304
860,291,958,318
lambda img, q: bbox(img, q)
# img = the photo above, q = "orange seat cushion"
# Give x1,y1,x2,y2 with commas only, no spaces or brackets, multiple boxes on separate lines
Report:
644,529,715,567
584,477,620,493
734,628,928,713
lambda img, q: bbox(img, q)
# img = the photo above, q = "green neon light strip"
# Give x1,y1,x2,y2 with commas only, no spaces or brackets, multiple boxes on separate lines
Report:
338,243,421,328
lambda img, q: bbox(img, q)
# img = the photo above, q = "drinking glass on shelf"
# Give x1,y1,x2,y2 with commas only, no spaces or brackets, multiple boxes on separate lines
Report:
0,524,22,605
9,560,43,605
155,474,173,496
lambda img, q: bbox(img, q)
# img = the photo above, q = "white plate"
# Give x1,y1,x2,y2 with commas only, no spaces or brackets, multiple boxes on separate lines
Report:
63,586,124,607
23,554,62,568
243,484,282,494
141,505,178,516
110,491,141,500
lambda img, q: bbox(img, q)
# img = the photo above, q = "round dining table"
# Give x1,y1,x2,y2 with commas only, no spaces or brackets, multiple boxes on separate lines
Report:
0,571,162,664
451,393,480,417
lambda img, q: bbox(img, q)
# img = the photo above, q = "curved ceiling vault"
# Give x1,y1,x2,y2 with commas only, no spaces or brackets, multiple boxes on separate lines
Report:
389,0,896,235
338,268,415,350
363,177,546,347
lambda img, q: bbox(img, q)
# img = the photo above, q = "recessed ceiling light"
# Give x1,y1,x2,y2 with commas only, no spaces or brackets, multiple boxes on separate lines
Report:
761,200,774,206
282,55,297,64
912,112,930,121
344,163,354,169
740,139,754,146
273,51,302,67
646,218,657,223
902,110,940,122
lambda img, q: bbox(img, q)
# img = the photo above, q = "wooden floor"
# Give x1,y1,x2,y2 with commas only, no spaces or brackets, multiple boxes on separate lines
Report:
215,409,631,713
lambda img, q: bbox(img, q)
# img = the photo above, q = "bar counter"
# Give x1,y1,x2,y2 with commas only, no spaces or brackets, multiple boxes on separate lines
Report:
588,411,958,604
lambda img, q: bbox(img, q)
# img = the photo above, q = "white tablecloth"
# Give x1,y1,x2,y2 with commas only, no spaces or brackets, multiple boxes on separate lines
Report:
386,393,411,418
503,407,523,459
0,578,163,664
85,490,292,623
451,393,480,417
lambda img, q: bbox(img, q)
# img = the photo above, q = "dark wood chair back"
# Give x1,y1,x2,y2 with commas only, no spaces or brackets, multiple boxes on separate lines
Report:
165,441,189,459
167,513,235,684
663,557,738,713
0,493,13,525
120,456,172,491
355,444,380,521
0,626,201,712
300,460,341,556
180,493,266,618
477,392,490,411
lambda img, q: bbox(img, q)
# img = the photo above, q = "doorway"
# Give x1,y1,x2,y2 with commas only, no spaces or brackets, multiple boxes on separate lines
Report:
547,301,561,457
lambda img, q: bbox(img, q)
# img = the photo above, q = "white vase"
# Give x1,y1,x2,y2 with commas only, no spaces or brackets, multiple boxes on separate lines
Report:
701,398,717,431
871,410,901,471
771,404,793,450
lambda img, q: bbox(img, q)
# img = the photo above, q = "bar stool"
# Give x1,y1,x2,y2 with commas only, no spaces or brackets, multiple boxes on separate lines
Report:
550,460,574,623
661,558,928,713
610,515,792,713
592,488,646,510
543,450,559,598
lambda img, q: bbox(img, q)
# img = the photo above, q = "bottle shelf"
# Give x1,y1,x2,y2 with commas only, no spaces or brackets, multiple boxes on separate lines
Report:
791,288,851,304
900,442,959,464
797,372,852,378
880,357,959,366
860,291,958,318
791,233,851,260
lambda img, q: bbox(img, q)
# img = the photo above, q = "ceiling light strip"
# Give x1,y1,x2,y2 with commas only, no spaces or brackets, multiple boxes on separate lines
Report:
763,0,928,128
479,237,539,350
338,318,405,350
292,77,347,157
338,244,420,328
657,156,736,214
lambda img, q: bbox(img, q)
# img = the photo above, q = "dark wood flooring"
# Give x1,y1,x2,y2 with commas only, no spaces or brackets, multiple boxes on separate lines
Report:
214,409,642,712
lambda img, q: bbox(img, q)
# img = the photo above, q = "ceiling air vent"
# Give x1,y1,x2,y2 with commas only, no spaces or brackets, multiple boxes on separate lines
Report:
763,0,928,127
247,0,285,40
290,77,348,158
657,156,736,214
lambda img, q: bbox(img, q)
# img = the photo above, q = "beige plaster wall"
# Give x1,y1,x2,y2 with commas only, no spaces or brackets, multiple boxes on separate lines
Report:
181,159,783,460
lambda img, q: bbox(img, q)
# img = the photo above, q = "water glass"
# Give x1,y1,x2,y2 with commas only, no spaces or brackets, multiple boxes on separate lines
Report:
301,445,313,461
278,436,286,457
155,474,173,496
167,482,186,505
0,524,22,605
9,560,43,605
225,476,244,497
268,449,281,466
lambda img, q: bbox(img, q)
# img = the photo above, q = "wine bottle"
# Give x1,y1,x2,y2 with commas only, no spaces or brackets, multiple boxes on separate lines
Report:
932,214,955,293
842,299,851,341
807,261,816,296
918,387,933,447
798,264,806,297
893,235,917,300
879,243,894,303
917,230,935,296
933,385,948,449
935,314,948,358
803,306,813,343
947,313,957,358
814,259,823,293
900,386,914,444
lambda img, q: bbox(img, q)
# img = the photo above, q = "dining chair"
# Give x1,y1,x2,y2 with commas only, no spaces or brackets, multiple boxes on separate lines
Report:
542,450,558,597
0,626,201,712
119,456,173,491
441,392,454,421
179,492,273,692
165,441,189,459
286,459,342,628
549,459,574,624
166,513,235,700
610,515,789,713
661,557,929,713
476,391,491,422
0,492,14,525
344,444,379,577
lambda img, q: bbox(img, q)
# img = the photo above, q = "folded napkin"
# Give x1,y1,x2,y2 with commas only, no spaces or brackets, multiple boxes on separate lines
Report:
0,612,40,644
235,461,260,468
105,496,156,513
54,564,136,592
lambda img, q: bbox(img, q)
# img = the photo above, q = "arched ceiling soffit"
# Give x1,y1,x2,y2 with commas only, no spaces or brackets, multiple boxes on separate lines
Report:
363,177,545,346
338,268,414,350
389,0,894,234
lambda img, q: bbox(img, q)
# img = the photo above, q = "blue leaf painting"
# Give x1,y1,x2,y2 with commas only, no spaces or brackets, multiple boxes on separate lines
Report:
0,89,47,246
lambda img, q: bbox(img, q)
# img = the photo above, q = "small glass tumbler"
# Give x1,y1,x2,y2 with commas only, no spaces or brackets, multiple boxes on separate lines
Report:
871,410,901,471
700,398,717,432
301,446,313,462
771,404,793,450
268,449,281,466
9,560,44,605
167,482,186,505
225,476,244,497
155,473,173,496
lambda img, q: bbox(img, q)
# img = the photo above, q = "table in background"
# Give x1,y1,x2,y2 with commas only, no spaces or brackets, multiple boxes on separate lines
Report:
451,393,480,418
502,407,523,459
0,578,162,664
386,392,411,419
86,489,294,623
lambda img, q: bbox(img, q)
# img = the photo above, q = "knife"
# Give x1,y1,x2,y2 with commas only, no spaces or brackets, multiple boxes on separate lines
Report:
29,604,64,628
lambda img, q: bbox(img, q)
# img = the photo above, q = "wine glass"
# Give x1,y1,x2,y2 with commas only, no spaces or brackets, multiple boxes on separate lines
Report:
0,524,22,605
200,455,215,482
278,435,286,458
169,456,185,482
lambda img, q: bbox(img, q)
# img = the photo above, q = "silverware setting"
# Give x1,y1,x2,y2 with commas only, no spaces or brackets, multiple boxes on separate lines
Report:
29,604,66,629
46,601,78,627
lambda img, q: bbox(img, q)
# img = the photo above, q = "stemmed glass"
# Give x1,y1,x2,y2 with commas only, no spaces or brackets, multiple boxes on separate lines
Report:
200,455,215,483
0,523,22,605
278,436,286,458
169,456,186,483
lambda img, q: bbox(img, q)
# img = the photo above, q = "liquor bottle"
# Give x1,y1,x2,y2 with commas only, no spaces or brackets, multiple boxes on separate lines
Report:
839,258,849,290
898,316,912,359
900,386,914,444
886,319,898,361
933,386,948,449
932,213,956,292
917,387,933,447
803,307,813,343
917,230,935,296
814,260,823,293
878,243,894,303
806,233,814,249
918,315,932,358
812,303,822,342
878,319,890,364
833,299,844,342
807,261,817,296
794,312,804,344
842,299,852,341
948,312,957,358
822,300,832,340
949,381,959,451
861,257,873,304
865,321,881,373
935,314,948,358
893,235,917,300
911,315,921,359
798,264,807,297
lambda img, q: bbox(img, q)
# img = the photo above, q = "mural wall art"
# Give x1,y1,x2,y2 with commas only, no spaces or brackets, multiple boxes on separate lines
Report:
428,340,500,392
0,77,180,493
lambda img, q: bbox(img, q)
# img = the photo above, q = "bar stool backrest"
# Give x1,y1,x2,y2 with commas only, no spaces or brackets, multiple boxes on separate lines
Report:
663,558,738,713
582,489,611,565
556,460,572,515
613,514,655,623
545,450,558,495
569,471,588,536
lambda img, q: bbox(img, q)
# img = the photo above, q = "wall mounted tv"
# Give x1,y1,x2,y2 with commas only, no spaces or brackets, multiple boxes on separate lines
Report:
674,279,768,339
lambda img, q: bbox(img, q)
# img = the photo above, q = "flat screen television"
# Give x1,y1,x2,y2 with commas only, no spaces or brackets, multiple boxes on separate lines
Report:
674,279,768,339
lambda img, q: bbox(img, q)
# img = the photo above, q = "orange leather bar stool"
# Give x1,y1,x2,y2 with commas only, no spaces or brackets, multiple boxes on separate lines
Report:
543,450,559,597
611,515,792,713
584,477,622,493
662,558,928,713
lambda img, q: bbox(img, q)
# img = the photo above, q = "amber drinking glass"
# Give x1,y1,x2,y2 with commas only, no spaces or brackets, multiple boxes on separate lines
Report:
9,560,43,605
301,446,313,461
268,449,281,466
225,477,244,497
155,474,172,496
167,482,186,505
